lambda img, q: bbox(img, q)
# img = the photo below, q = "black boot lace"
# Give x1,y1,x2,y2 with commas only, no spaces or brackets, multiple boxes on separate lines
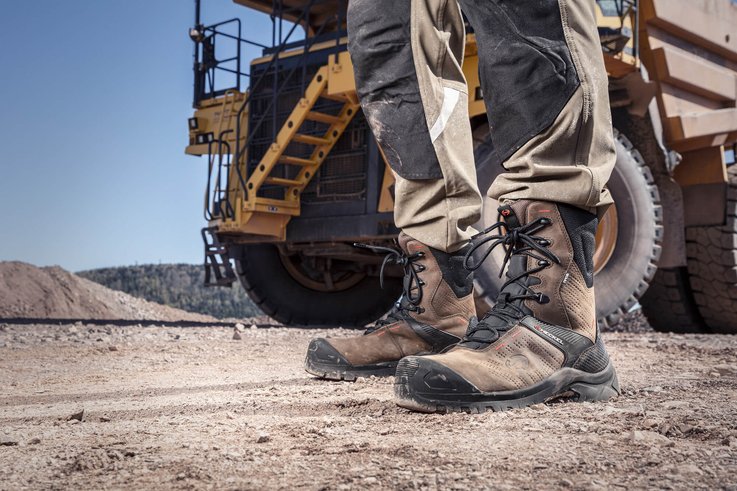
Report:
353,242,427,334
460,215,561,347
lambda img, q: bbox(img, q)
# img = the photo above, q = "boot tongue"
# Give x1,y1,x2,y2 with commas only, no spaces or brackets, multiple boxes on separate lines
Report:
367,232,426,332
460,255,532,348
497,255,536,312
460,203,536,349
494,201,534,313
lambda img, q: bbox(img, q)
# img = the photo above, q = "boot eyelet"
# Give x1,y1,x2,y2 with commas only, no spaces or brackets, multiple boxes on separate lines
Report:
540,218,552,225
538,260,549,267
536,293,550,304
538,239,550,246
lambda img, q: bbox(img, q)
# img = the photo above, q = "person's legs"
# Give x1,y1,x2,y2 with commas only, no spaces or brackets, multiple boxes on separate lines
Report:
348,0,482,253
460,0,616,213
304,0,480,380
395,0,620,411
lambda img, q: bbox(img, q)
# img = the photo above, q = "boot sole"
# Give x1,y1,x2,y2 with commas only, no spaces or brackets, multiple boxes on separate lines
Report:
304,358,397,381
394,359,620,413
304,338,397,381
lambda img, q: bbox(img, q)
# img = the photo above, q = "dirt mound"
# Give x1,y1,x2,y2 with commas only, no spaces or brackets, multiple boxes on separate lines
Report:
0,261,217,322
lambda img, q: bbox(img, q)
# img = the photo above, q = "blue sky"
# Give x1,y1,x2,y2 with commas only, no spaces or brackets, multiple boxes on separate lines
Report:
3,2,734,274
0,0,276,272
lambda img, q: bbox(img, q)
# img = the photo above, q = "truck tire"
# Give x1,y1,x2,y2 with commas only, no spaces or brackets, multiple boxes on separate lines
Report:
234,244,402,327
685,165,737,334
640,267,708,333
472,126,663,329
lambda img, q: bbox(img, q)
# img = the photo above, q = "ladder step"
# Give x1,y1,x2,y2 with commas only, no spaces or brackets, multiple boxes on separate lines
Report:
319,92,350,103
265,177,302,187
306,111,342,125
252,197,300,209
279,155,316,166
293,133,331,146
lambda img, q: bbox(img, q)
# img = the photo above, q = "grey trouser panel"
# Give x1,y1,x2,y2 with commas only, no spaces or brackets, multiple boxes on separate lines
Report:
348,0,616,252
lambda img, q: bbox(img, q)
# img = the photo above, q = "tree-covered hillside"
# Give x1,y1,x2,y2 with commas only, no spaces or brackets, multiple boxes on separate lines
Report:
78,264,260,319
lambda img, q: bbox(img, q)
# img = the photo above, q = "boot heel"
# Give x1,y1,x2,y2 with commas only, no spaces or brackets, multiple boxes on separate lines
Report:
567,364,621,402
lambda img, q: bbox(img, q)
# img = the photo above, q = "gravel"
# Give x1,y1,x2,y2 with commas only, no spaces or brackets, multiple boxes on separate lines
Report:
1,322,736,489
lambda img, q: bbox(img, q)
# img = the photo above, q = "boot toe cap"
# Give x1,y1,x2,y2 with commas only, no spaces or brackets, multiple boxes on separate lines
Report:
395,356,481,397
305,338,352,369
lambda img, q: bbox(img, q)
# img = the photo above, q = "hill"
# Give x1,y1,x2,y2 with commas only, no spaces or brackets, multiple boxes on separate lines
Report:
0,261,216,322
77,263,260,319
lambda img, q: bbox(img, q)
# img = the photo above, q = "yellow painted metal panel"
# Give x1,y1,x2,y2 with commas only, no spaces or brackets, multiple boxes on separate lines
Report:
672,108,737,141
652,47,737,102
328,51,356,96
674,146,728,186
646,0,737,62
641,0,737,150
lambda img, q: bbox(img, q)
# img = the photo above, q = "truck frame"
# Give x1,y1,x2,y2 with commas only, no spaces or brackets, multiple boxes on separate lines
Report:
185,0,737,333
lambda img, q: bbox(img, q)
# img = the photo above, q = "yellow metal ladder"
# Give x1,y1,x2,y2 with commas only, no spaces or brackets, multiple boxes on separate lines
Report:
243,65,361,217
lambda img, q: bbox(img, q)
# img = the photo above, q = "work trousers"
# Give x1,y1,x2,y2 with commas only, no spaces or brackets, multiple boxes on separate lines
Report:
347,0,616,252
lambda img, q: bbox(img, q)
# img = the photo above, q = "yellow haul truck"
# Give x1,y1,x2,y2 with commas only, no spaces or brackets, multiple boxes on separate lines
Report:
186,0,737,333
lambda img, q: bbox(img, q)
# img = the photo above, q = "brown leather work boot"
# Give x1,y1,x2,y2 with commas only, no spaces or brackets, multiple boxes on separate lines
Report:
395,200,620,412
304,232,476,381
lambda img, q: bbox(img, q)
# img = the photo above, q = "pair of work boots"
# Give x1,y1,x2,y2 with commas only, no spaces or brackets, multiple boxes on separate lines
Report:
305,200,620,413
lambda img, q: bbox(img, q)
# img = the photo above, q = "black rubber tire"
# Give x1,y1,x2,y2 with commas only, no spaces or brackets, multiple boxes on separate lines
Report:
685,165,737,334
234,244,402,328
640,267,708,333
472,126,663,329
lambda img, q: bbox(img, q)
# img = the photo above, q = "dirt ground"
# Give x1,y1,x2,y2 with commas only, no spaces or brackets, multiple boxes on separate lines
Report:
1,322,736,490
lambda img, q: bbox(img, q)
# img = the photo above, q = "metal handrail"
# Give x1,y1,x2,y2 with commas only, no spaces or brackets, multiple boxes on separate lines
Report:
216,139,236,219
198,0,347,217
217,128,249,219
231,0,345,202
230,2,317,174
204,139,218,221
194,18,258,104
205,137,238,221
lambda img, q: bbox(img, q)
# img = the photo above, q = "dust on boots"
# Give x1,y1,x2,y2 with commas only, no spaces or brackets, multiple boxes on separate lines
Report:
394,200,620,412
304,232,475,381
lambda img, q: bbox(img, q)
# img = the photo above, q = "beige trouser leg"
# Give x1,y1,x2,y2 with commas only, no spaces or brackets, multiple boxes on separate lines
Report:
349,0,615,251
392,0,482,253
487,0,616,215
